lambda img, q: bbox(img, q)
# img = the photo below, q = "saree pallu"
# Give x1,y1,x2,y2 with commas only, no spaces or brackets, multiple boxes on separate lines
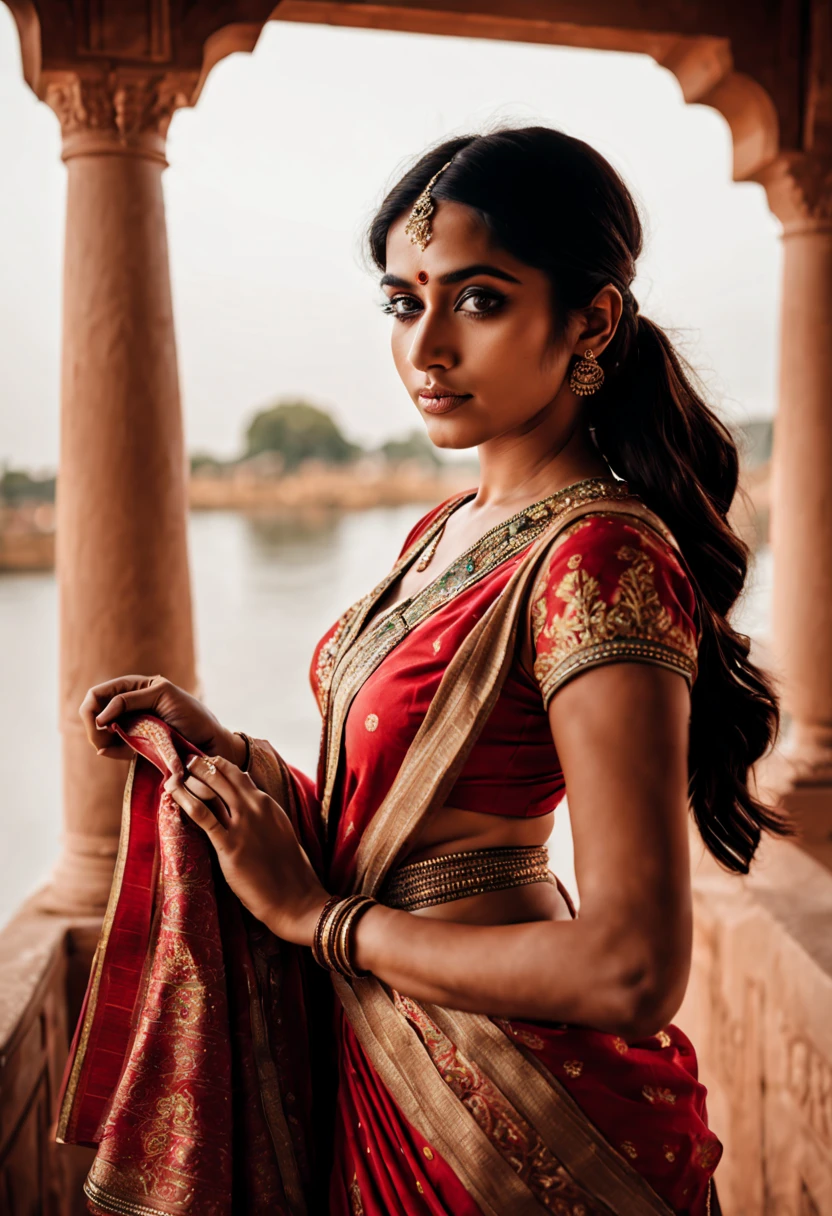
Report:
58,487,721,1216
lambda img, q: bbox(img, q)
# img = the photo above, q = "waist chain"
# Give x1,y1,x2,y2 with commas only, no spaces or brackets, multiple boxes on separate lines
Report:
381,845,555,912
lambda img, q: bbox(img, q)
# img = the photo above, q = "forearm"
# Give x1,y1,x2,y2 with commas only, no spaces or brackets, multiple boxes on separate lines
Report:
216,727,249,768
352,904,681,1037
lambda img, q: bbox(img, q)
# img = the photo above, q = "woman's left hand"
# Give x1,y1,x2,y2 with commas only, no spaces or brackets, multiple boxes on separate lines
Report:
165,754,330,946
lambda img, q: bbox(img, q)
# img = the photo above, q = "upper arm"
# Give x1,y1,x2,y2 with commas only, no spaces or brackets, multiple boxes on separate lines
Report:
530,515,700,1009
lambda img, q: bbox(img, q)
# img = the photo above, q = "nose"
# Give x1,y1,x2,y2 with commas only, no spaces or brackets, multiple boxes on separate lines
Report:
406,307,456,375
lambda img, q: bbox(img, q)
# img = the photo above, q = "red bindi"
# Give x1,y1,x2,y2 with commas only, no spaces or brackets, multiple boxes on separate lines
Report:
416,270,429,284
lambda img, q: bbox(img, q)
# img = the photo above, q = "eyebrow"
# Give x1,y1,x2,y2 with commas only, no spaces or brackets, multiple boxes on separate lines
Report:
380,263,522,289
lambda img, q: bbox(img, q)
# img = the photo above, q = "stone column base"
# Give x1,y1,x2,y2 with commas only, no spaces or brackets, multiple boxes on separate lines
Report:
36,831,120,918
756,749,832,870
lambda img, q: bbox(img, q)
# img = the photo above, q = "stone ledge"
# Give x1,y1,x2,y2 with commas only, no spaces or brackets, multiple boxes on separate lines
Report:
681,837,832,1214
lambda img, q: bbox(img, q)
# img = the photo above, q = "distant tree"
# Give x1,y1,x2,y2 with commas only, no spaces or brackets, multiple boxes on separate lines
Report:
0,467,56,504
190,452,224,474
380,429,442,467
245,401,359,469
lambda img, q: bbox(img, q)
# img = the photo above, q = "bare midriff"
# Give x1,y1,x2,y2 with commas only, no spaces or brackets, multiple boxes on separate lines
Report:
405,805,573,925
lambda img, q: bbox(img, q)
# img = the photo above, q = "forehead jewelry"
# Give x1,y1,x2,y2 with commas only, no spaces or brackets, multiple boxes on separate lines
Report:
404,160,453,252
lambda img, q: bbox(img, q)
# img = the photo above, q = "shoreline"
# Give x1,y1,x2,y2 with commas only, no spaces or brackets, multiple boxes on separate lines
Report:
0,461,769,572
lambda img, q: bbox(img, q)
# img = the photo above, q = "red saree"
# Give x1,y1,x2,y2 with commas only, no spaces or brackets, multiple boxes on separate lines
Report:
58,476,722,1215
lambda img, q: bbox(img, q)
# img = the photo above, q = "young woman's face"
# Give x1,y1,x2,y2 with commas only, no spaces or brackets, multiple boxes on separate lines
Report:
382,200,580,450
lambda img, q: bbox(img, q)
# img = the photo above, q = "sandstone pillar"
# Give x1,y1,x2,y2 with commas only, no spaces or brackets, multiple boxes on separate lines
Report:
760,154,832,866
42,71,197,915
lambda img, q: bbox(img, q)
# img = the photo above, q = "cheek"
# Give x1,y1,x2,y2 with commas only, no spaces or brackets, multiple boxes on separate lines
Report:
391,328,416,381
473,312,562,391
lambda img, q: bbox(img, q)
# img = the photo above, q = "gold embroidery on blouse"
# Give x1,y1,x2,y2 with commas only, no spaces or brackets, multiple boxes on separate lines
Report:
532,523,698,705
364,714,379,732
656,1029,672,1048
319,478,633,831
563,1060,584,1078
612,1037,629,1055
620,1141,638,1160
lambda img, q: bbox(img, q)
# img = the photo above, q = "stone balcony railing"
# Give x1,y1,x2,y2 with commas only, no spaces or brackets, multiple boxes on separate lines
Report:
1,834,831,1214
0,904,96,1216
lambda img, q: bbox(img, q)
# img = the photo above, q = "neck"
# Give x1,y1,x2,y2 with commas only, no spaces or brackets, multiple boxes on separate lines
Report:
472,408,611,512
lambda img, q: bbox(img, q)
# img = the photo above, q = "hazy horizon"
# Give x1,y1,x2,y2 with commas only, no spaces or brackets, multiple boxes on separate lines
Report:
1,11,782,472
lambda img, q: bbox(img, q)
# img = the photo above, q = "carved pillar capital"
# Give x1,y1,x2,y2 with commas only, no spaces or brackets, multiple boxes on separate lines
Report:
758,151,832,236
43,70,196,164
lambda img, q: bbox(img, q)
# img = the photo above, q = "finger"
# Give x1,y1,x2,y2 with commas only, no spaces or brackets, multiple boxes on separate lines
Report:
95,740,135,760
80,683,139,750
185,754,255,813
166,779,228,843
182,773,231,827
95,684,163,728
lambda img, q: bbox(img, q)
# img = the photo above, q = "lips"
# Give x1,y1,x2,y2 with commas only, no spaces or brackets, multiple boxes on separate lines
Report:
418,387,473,416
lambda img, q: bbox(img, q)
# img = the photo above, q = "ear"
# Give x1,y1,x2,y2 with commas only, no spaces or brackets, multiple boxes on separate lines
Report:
572,284,624,358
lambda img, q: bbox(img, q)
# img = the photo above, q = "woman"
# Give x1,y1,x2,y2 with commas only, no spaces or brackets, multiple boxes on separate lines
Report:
71,128,784,1215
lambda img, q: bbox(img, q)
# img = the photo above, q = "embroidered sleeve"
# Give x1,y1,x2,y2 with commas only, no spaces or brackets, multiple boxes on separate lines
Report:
531,513,700,707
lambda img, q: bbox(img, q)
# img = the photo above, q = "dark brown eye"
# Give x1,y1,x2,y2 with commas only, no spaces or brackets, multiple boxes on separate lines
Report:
455,290,504,316
381,294,422,320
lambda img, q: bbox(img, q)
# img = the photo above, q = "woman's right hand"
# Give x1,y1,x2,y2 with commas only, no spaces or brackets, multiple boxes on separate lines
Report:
79,675,246,777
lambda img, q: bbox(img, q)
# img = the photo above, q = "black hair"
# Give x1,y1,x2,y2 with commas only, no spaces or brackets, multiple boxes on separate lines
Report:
369,126,787,873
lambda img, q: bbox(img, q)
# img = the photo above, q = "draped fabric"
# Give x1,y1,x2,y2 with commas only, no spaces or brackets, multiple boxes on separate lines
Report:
58,479,721,1215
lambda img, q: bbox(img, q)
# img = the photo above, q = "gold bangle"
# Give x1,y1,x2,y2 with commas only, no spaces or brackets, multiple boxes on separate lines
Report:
337,896,376,979
312,896,340,971
234,730,252,772
311,895,376,979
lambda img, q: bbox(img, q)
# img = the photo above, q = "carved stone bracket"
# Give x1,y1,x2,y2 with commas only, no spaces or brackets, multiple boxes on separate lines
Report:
42,69,198,163
756,151,832,235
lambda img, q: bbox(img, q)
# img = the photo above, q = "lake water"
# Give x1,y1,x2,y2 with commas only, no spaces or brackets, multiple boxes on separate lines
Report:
0,507,773,930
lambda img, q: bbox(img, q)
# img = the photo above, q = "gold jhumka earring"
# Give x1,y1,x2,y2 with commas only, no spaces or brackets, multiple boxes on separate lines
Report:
404,160,453,251
569,349,605,397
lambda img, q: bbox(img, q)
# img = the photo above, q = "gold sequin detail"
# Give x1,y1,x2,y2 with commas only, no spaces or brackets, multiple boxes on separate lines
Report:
349,1172,365,1215
364,714,379,732
416,1181,424,1194
663,1146,677,1163
432,638,441,654
612,1037,629,1054
563,1060,584,1078
620,1141,638,1160
642,1085,677,1105
693,1138,722,1170
656,1030,672,1048
422,1145,434,1160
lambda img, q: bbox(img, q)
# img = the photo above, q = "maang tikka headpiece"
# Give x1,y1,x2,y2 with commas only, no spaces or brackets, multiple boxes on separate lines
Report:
404,160,453,252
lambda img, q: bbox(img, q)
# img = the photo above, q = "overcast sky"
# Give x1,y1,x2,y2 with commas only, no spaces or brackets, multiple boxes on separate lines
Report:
0,8,782,470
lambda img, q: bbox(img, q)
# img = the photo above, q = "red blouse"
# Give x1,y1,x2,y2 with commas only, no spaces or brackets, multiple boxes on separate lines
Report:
310,491,700,863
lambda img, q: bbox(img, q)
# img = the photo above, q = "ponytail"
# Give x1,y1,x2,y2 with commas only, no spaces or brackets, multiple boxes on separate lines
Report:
592,313,788,871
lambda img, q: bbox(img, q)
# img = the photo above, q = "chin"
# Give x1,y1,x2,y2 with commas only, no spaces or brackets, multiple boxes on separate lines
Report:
421,413,493,451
